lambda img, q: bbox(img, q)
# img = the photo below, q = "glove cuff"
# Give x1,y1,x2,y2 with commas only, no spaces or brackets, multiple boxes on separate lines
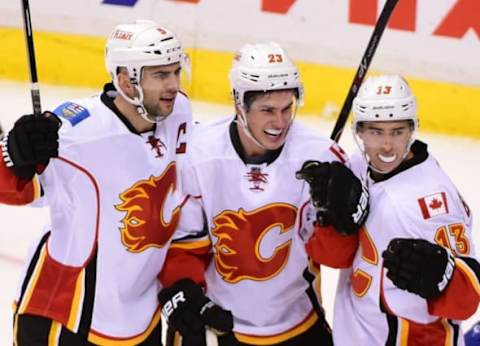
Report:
437,249,455,293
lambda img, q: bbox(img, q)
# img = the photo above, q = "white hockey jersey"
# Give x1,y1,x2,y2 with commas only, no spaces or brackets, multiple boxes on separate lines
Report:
12,86,191,344
168,116,348,344
333,141,479,346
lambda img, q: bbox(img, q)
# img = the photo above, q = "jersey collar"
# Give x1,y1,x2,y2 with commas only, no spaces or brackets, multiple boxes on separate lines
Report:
100,83,156,135
370,140,429,183
229,119,283,165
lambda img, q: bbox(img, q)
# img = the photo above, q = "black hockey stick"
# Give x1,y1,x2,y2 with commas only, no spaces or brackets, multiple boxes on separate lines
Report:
330,0,399,142
21,0,42,116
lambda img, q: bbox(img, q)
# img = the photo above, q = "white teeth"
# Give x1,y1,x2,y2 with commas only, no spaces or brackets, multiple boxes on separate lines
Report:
264,129,282,136
379,154,397,163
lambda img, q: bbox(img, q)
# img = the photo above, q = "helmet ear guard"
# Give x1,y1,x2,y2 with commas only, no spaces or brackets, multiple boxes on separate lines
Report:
105,19,187,123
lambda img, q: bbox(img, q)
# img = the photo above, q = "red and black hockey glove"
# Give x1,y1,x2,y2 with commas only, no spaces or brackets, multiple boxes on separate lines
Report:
159,279,235,342
296,160,369,235
2,112,61,180
382,238,455,299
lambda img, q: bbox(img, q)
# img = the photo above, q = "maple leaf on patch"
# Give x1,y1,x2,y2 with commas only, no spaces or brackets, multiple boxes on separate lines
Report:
429,198,443,210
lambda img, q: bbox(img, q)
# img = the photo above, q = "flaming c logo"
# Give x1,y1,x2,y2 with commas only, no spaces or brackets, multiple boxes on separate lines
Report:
115,162,180,252
213,203,297,283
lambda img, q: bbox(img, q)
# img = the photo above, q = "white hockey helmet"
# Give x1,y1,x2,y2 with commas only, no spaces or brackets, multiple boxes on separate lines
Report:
106,19,184,81
352,75,418,174
229,42,304,109
353,74,417,128
105,20,185,122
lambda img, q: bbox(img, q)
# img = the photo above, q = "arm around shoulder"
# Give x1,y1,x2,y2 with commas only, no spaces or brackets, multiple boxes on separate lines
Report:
306,224,359,268
159,237,212,288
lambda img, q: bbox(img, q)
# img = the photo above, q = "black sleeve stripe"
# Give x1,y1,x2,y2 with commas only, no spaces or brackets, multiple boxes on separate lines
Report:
459,256,480,281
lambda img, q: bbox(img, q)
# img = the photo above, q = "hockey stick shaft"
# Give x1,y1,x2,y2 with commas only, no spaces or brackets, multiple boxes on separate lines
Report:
21,0,42,116
330,0,399,142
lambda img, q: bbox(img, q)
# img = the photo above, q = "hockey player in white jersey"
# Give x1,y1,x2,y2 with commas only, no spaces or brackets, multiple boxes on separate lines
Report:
157,42,368,346
303,75,480,345
0,20,193,345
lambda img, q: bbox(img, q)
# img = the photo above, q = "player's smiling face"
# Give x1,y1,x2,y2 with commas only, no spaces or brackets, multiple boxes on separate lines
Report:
141,63,181,118
242,90,296,155
358,120,414,173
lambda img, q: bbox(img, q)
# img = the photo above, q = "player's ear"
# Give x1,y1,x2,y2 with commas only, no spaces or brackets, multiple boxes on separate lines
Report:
116,69,134,97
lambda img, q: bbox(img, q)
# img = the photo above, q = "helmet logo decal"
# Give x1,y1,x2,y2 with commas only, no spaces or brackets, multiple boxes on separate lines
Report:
213,203,297,283
115,162,180,252
111,30,133,40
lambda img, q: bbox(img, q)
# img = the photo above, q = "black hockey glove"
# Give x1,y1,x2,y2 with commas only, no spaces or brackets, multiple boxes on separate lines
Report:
296,160,369,235
2,112,61,180
382,238,456,299
159,279,234,339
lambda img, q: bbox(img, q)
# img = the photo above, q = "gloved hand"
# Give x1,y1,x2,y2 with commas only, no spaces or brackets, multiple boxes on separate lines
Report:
382,238,456,299
2,112,61,180
159,279,234,339
296,160,369,235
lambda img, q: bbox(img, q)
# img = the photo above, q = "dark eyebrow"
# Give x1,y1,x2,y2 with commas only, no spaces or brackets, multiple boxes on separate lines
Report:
281,101,294,112
366,125,384,131
367,125,408,131
151,66,182,75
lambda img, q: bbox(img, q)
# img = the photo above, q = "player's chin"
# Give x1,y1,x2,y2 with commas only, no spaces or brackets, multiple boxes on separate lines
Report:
158,104,174,118
261,134,286,150
372,160,401,174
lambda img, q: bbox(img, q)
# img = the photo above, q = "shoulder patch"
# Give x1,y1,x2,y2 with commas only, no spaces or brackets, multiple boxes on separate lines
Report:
418,192,449,219
53,102,90,126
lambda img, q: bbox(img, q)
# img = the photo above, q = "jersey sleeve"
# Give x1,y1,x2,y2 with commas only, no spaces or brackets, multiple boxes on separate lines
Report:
306,224,359,268
426,191,480,319
385,181,480,321
427,255,480,320
159,153,212,288
0,143,41,205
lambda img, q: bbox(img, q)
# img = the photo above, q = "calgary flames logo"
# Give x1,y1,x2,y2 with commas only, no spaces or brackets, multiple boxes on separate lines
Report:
115,162,180,252
213,203,297,283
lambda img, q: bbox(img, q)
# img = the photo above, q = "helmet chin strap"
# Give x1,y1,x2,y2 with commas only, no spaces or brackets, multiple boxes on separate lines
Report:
235,107,267,150
113,75,168,124
352,125,416,175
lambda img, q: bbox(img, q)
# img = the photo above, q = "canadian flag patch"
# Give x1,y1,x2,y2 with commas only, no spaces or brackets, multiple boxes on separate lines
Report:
418,192,449,219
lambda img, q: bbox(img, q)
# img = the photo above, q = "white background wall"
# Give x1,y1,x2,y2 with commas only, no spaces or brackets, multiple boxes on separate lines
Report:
0,0,479,85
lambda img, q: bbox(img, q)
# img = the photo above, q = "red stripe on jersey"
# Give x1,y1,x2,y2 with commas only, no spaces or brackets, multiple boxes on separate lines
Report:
329,144,347,164
442,192,449,213
58,156,100,266
404,318,453,346
23,249,84,327
297,200,310,232
418,198,430,219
